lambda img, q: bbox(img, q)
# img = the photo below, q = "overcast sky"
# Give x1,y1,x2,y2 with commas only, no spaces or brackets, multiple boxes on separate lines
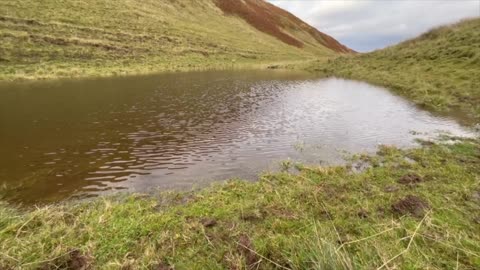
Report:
267,0,480,52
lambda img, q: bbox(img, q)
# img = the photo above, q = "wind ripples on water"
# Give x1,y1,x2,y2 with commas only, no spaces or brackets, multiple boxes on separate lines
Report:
0,70,474,203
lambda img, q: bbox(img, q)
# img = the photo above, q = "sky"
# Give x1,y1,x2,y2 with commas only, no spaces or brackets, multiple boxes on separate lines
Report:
267,0,480,52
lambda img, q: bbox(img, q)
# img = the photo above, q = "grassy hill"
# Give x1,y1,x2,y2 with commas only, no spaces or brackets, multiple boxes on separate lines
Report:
0,0,350,80
306,18,480,122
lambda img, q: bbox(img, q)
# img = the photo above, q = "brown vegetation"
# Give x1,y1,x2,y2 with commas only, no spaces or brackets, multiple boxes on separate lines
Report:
237,234,259,269
392,195,430,218
215,0,353,53
215,0,303,47
398,173,424,185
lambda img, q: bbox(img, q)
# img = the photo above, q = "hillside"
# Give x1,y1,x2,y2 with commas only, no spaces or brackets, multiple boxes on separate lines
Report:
307,18,480,121
215,0,352,53
0,0,350,80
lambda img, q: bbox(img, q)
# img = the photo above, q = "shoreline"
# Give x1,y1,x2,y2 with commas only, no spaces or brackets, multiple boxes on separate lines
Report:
1,136,479,269
0,59,314,82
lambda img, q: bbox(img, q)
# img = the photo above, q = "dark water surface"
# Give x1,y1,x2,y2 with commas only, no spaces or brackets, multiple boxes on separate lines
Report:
0,70,474,204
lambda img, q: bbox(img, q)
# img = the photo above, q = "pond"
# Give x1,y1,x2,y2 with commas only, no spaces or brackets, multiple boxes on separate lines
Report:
0,70,474,204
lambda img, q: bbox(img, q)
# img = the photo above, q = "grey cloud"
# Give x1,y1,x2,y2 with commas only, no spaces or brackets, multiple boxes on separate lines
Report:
268,0,479,52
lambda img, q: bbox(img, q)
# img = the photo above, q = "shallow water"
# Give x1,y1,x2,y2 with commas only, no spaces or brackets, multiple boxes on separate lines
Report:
0,70,474,204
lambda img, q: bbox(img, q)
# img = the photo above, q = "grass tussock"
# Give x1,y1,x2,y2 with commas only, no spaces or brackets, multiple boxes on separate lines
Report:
1,138,479,269
304,18,480,121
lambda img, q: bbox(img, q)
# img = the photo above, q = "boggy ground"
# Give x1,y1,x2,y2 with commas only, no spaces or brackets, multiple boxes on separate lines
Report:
1,137,479,269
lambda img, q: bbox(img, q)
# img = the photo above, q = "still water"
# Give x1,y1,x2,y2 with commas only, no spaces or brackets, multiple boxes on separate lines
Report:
0,70,474,204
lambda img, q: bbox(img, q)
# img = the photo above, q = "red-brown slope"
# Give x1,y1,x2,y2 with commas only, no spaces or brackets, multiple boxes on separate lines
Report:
215,0,303,48
215,0,353,53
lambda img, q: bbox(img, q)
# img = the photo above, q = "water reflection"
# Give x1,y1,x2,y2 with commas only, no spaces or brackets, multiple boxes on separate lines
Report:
0,71,474,204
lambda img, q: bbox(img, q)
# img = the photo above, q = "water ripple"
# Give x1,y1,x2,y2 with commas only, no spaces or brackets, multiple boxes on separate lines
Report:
0,71,475,203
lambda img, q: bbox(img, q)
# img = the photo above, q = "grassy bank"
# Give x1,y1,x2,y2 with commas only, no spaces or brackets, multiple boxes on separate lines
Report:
0,0,346,81
304,18,480,122
1,137,479,269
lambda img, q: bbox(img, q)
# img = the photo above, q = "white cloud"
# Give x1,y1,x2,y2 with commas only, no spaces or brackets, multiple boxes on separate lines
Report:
267,0,480,52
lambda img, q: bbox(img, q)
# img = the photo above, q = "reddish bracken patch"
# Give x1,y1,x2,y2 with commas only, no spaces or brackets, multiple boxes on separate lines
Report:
215,0,354,53
215,0,303,47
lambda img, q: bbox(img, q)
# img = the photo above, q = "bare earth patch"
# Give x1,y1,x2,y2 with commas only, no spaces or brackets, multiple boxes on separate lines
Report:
392,195,430,218
398,173,424,185
237,234,260,269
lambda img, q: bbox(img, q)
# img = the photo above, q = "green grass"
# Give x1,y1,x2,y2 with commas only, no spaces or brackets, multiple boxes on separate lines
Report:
0,0,336,81
1,138,479,269
303,18,480,122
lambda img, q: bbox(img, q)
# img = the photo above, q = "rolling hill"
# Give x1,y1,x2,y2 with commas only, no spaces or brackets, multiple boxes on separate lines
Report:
0,0,351,80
